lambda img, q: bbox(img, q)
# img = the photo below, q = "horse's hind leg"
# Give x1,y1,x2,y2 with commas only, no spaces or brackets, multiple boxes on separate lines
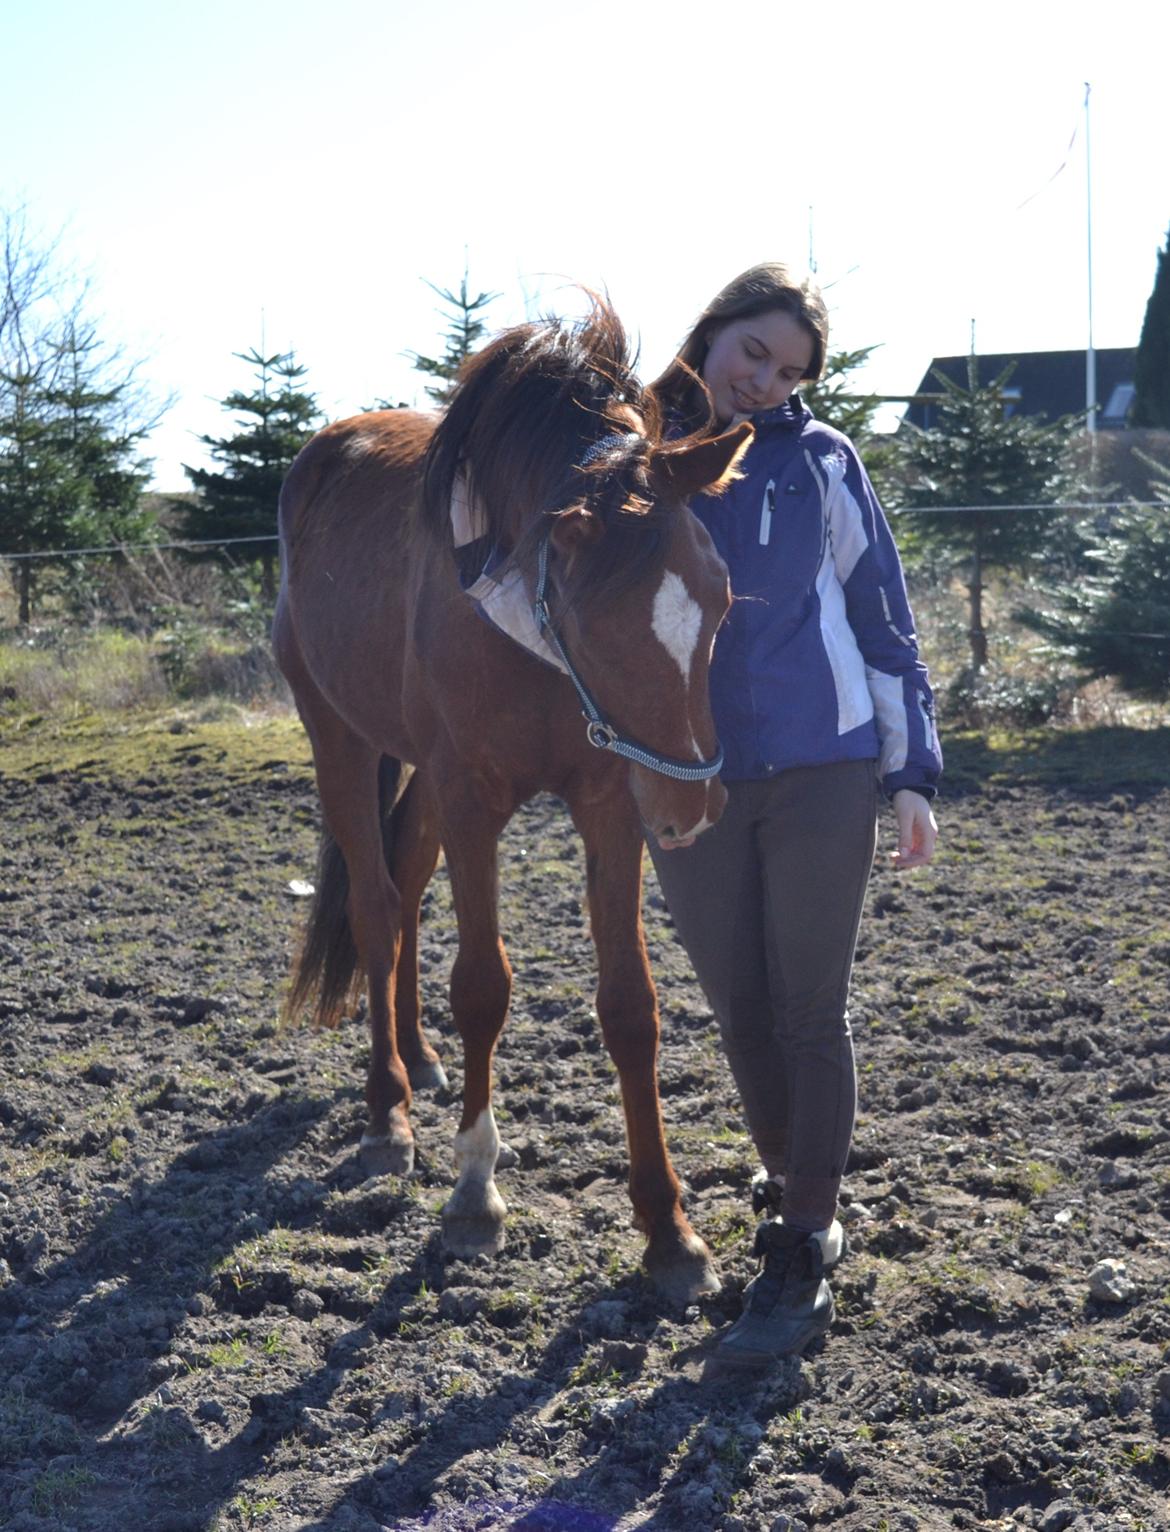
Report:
390,769,447,1092
298,698,415,1173
570,789,720,1302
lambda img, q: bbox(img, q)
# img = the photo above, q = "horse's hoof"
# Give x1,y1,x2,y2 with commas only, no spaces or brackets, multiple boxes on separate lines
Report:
360,1131,414,1176
441,1175,507,1257
643,1234,722,1303
441,1211,506,1258
407,1057,449,1092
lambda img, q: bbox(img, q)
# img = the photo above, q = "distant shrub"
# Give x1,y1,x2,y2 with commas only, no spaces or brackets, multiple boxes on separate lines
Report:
0,628,168,712
943,665,1074,729
0,620,287,714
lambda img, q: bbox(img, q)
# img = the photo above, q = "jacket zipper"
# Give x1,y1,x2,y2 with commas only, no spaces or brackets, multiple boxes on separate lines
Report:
759,479,775,546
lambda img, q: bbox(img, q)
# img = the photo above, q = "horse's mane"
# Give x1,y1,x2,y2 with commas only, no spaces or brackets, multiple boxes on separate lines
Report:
421,297,670,606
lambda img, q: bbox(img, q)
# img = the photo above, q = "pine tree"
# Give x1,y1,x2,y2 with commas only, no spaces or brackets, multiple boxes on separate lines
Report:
1,211,158,624
1131,225,1170,429
0,367,77,624
37,322,155,619
887,358,1075,670
800,343,896,489
801,345,883,444
406,270,499,405
182,348,321,600
1020,457,1170,701
42,322,153,543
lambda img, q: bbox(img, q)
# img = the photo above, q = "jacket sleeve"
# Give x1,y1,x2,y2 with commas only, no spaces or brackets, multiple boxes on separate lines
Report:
823,440,942,798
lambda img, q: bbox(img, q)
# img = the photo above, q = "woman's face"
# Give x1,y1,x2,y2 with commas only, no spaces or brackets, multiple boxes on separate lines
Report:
701,309,816,426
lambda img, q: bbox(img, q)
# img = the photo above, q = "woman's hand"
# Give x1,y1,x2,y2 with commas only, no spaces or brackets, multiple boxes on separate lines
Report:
891,790,938,870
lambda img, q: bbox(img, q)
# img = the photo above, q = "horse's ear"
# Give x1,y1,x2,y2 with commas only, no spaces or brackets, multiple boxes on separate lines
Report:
548,503,602,571
650,421,754,500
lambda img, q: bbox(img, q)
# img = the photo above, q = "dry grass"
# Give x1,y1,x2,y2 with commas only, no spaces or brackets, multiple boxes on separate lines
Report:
907,569,1170,732
0,629,171,714
0,561,1164,734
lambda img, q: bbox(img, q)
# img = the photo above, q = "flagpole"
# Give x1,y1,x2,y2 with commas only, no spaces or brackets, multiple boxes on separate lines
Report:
1085,81,1097,449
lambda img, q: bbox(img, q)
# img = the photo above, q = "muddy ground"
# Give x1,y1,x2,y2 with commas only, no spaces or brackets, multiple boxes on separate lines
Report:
1,709,1169,1532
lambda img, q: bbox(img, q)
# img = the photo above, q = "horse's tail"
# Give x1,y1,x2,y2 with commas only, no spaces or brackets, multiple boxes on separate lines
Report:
283,756,413,1029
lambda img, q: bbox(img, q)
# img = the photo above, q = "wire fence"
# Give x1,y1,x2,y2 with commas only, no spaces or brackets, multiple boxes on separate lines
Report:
1,498,1167,564
2,534,279,561
3,502,1168,653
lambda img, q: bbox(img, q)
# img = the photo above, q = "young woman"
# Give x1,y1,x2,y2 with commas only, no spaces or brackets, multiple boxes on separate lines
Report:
649,263,941,1365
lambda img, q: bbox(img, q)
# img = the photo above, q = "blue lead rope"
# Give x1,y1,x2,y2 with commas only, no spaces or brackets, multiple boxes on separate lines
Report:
532,534,724,783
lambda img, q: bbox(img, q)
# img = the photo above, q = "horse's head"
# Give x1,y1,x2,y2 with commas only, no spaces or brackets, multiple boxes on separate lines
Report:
542,422,752,850
421,296,751,848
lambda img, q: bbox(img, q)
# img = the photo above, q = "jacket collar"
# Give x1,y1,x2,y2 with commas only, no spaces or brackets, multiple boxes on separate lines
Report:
748,392,812,434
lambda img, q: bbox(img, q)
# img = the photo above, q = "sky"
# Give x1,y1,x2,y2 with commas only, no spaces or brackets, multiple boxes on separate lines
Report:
3,0,1167,491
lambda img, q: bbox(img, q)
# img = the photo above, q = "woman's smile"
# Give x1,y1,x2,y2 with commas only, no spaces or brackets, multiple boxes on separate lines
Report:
702,309,815,426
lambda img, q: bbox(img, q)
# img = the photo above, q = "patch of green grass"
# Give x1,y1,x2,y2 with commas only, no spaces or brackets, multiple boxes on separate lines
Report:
708,1123,750,1145
567,1353,623,1389
1001,1158,1065,1203
138,1404,194,1448
0,1393,80,1464
31,1465,98,1515
227,1492,280,1527
702,1206,753,1255
943,725,1170,789
205,1336,250,1369
0,699,312,783
1122,1442,1157,1469
212,1227,298,1273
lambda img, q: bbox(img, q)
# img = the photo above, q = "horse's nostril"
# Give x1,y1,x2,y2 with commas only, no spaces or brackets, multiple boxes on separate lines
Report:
661,826,677,841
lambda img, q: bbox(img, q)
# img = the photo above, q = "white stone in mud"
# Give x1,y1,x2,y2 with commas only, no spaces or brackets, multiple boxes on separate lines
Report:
1088,1257,1135,1302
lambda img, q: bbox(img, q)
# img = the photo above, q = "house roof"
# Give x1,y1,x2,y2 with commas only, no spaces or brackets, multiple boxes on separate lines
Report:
902,347,1137,431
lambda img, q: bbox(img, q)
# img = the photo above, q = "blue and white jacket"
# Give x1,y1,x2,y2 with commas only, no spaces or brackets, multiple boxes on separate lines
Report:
690,395,942,797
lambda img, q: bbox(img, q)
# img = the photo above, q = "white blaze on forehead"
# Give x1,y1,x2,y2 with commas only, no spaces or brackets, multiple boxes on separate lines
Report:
652,570,702,683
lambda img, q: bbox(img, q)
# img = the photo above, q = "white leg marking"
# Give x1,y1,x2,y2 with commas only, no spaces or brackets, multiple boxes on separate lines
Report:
652,571,702,684
447,1106,507,1230
453,1107,500,1185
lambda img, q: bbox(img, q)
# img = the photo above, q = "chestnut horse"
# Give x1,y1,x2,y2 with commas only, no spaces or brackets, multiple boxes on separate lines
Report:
273,300,750,1299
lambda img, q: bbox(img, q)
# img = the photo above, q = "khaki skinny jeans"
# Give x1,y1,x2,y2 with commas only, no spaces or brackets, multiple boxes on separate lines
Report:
648,759,878,1231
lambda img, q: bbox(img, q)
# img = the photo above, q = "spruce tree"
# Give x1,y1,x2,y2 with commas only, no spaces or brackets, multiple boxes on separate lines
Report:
800,343,896,488
801,345,883,444
407,270,499,405
0,367,78,624
42,323,153,544
183,349,321,600
1,210,158,624
1020,466,1170,701
887,358,1074,670
1131,225,1170,429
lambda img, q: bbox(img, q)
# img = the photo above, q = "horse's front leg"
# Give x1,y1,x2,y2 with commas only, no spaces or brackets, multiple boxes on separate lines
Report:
570,788,720,1302
438,800,513,1257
